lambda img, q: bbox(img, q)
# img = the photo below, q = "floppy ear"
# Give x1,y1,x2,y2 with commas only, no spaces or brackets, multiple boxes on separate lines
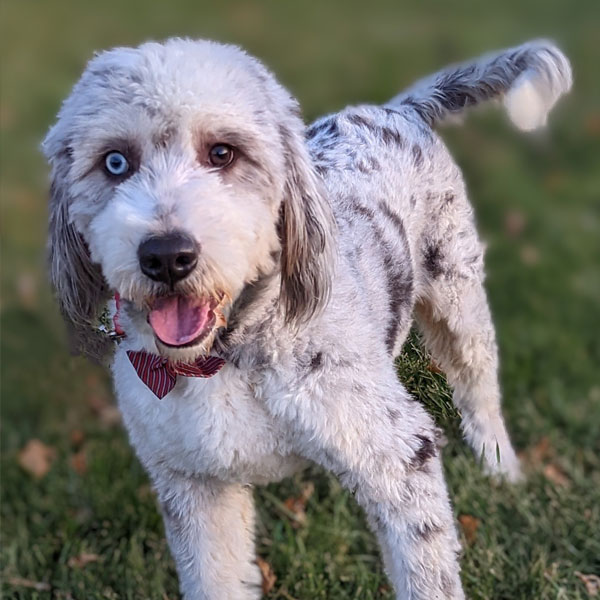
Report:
278,123,335,325
44,138,111,360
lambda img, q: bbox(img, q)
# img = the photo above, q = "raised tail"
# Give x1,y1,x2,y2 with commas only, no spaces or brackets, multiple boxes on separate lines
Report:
387,40,572,131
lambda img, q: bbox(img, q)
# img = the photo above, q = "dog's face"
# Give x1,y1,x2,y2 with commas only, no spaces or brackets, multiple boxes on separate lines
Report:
43,39,333,361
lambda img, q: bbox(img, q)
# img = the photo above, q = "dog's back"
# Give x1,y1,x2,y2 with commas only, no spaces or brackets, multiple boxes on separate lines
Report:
304,40,571,482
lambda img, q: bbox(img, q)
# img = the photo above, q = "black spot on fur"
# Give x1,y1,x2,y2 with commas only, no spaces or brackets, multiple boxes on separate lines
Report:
379,201,406,239
128,72,143,85
310,352,323,370
356,161,369,174
411,434,436,469
324,119,339,137
305,123,323,140
368,155,381,171
424,242,444,278
379,126,404,147
351,381,369,396
413,521,444,542
347,113,373,129
401,96,430,124
441,573,455,597
306,116,339,142
444,191,455,204
355,154,380,174
412,144,424,169
386,407,401,422
347,199,413,354
350,201,376,221
381,106,400,117
385,278,413,352
378,202,414,351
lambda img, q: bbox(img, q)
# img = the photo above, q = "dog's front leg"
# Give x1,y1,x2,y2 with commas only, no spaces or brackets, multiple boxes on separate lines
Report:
275,374,465,599
152,474,262,600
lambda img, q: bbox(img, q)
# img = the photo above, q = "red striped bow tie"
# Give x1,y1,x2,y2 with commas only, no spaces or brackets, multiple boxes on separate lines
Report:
127,350,226,399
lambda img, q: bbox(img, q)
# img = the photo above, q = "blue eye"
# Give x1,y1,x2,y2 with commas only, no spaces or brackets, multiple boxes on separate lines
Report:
104,151,129,176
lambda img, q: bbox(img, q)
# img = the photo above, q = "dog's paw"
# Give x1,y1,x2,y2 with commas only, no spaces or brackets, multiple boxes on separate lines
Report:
483,445,524,484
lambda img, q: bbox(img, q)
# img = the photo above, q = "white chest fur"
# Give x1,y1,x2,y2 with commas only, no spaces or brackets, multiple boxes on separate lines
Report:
112,348,302,483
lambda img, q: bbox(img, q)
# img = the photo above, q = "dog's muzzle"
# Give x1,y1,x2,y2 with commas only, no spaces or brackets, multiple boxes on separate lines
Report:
137,232,223,349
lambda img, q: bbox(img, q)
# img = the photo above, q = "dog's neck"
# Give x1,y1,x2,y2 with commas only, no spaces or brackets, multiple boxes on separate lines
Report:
214,268,284,368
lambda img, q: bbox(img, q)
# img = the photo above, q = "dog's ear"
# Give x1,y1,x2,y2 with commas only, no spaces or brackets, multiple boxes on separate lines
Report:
43,132,111,360
278,123,335,325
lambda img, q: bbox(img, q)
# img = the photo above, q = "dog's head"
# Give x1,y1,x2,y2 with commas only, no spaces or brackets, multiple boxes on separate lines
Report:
43,39,334,362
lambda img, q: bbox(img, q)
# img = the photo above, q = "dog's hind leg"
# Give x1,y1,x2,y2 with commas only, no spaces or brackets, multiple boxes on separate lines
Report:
414,189,522,481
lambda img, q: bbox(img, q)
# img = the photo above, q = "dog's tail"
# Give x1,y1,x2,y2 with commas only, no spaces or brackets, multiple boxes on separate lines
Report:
387,40,572,131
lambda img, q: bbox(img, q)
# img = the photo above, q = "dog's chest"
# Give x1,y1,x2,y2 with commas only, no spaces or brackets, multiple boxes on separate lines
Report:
112,349,298,482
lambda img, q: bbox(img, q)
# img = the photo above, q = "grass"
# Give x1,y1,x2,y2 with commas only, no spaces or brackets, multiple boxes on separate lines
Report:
1,0,599,598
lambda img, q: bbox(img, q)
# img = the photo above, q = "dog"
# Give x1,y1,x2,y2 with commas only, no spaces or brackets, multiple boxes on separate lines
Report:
43,38,571,599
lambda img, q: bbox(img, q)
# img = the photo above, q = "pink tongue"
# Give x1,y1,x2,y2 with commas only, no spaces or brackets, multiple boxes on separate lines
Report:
148,296,212,346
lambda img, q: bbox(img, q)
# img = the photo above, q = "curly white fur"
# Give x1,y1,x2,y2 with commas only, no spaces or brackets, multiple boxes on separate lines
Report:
43,38,571,599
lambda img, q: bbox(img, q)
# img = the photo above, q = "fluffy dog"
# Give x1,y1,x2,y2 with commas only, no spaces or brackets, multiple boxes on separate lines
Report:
43,38,571,599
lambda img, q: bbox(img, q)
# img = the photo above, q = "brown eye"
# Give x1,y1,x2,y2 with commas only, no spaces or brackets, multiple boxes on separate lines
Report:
208,144,235,168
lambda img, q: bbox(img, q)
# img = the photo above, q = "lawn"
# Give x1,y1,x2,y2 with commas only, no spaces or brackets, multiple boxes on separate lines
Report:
1,1,599,598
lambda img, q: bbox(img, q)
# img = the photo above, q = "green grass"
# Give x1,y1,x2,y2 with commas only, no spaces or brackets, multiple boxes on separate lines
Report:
1,1,599,598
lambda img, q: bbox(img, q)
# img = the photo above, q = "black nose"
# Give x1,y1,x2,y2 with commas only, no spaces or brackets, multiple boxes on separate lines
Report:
138,233,199,285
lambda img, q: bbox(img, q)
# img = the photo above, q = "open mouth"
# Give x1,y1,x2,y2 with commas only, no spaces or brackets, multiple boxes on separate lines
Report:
148,294,223,348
